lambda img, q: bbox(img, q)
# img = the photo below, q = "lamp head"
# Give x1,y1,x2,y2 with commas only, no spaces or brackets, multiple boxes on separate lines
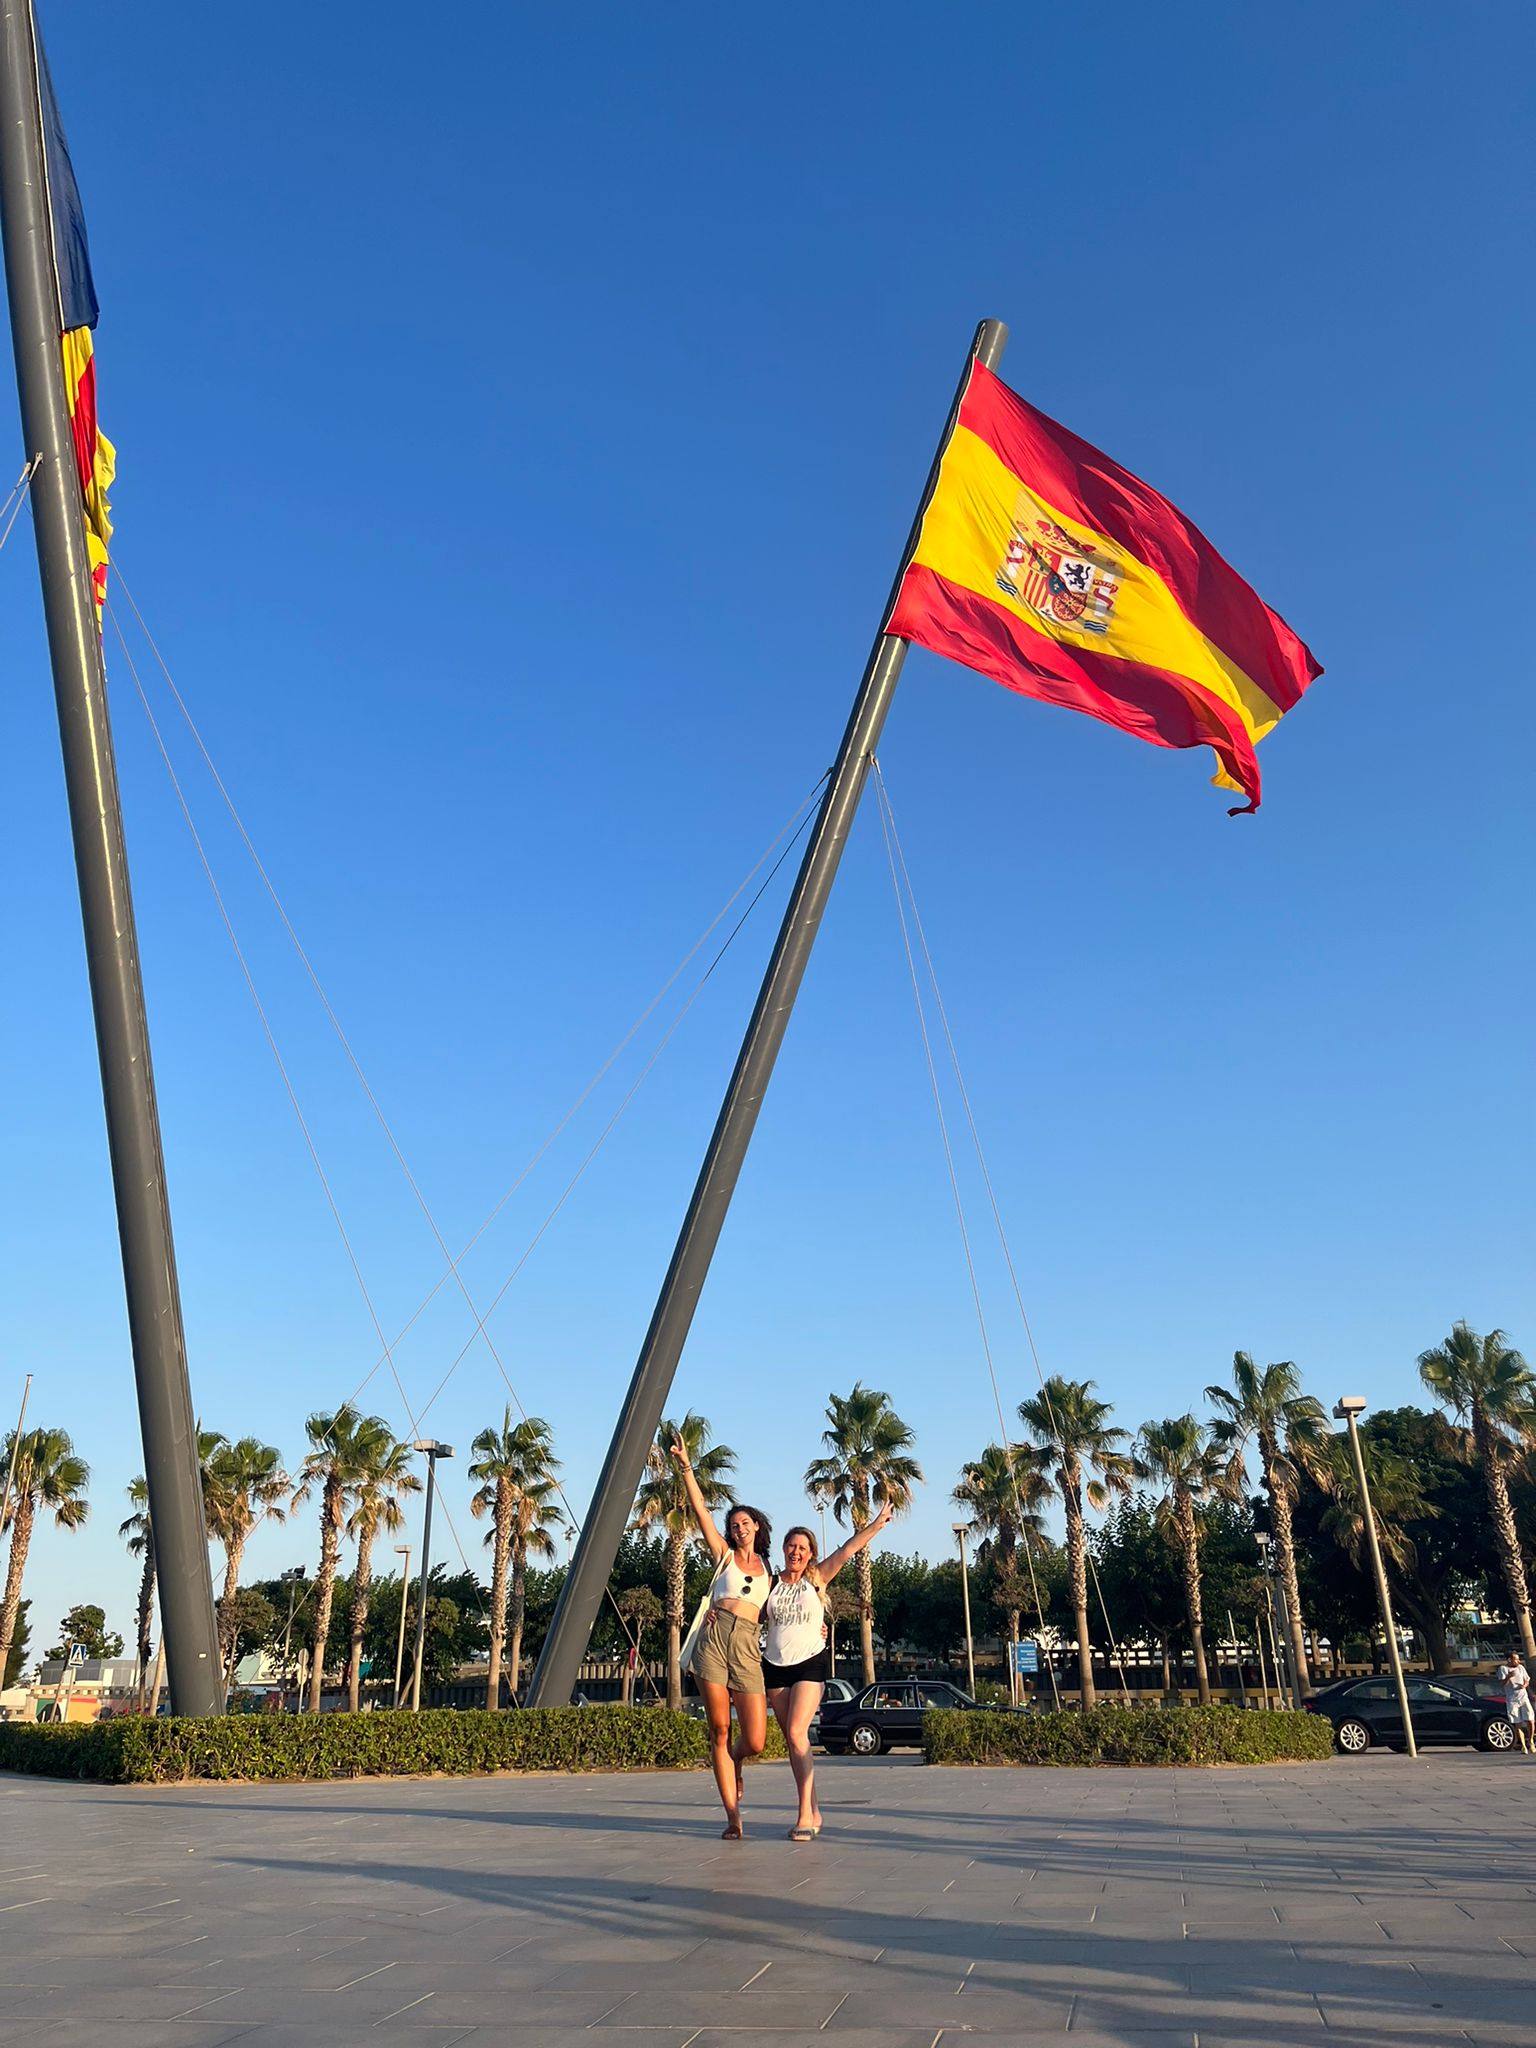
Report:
1333,1397,1367,1421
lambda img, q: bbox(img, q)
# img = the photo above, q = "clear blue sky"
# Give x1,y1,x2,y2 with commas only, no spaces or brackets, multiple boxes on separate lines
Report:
3,2,1531,1653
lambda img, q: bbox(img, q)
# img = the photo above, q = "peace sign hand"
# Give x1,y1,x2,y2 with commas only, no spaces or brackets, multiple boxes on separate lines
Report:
669,1434,691,1470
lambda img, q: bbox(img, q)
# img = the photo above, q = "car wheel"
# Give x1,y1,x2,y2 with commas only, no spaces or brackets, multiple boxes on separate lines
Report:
1335,1717,1372,1755
848,1720,885,1756
1482,1716,1516,1751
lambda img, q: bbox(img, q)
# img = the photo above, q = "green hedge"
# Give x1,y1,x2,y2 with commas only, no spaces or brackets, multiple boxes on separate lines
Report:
925,1703,1335,1767
0,1705,713,1785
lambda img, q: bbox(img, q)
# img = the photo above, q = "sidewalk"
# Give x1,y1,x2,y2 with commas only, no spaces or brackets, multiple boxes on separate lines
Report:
1,1748,1533,2044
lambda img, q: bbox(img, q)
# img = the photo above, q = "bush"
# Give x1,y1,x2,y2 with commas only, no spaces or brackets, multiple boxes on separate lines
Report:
0,1705,710,1785
925,1703,1335,1768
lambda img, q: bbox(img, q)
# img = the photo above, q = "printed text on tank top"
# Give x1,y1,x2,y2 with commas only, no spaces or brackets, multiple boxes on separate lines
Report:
710,1554,769,1612
764,1573,825,1666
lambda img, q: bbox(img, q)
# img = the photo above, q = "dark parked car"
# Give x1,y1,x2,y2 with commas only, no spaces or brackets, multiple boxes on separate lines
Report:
817,1678,1010,1755
1304,1675,1515,1754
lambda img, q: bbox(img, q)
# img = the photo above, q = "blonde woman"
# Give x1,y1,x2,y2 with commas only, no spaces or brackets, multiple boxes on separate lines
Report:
765,1501,894,1841
670,1435,772,1838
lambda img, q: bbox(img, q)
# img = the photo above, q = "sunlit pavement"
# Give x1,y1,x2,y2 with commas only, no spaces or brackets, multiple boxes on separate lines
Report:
1,1748,1534,2046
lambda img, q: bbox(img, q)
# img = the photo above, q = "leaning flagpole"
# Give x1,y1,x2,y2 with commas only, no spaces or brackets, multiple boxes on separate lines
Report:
0,0,224,1714
529,319,1008,1708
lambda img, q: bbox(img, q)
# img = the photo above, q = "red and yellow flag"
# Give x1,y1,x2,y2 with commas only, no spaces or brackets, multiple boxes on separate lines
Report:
39,34,112,613
62,327,113,612
887,364,1320,812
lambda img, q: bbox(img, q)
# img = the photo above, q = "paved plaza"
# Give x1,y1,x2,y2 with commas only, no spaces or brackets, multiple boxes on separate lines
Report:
1,1749,1534,2046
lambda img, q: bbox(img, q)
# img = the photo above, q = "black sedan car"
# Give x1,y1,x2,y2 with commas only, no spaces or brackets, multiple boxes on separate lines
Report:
1304,1675,1516,1754
817,1677,1008,1755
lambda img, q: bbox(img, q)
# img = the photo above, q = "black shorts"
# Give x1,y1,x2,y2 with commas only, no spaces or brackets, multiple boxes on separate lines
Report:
762,1651,829,1690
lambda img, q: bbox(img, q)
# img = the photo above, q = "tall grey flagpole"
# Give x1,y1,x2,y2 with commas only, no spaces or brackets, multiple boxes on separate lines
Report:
528,319,1008,1708
0,0,223,1715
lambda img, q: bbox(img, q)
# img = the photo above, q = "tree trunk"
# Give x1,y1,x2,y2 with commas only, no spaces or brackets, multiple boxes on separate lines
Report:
665,1528,686,1710
0,1496,35,1683
1262,1438,1312,1691
306,1486,341,1713
1474,1407,1536,1660
346,1527,377,1712
855,1543,876,1685
219,1534,246,1685
134,1547,156,1697
1065,1488,1094,1710
508,1540,528,1699
1160,1637,1173,1693
485,1483,511,1709
1393,1581,1451,1674
1176,1489,1211,1703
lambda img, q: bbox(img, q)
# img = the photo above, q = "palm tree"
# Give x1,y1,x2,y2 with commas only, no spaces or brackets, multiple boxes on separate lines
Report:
632,1413,735,1708
1419,1323,1536,1659
1206,1351,1330,1691
344,1425,420,1710
0,1427,90,1683
614,1584,663,1705
119,1477,155,1689
953,1442,1051,1661
468,1412,563,1707
1316,1431,1442,1659
1135,1414,1230,1703
805,1383,923,1683
205,1436,289,1682
292,1404,382,1711
1016,1377,1133,1709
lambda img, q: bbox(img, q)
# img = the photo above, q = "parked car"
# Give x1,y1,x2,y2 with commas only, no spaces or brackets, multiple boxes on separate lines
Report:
817,1677,1012,1755
1304,1675,1516,1754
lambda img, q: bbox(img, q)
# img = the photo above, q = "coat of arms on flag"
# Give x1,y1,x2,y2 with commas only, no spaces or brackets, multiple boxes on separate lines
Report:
996,510,1121,635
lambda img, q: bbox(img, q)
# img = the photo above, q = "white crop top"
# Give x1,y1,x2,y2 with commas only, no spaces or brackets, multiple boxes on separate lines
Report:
764,1574,825,1664
711,1553,769,1611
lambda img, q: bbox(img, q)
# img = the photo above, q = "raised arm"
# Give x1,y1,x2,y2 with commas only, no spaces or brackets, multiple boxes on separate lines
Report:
670,1435,729,1561
816,1497,895,1586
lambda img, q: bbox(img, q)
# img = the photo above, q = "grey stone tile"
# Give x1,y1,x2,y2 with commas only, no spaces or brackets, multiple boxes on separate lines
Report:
688,2036,941,2048
832,1987,1072,2030
595,1988,848,2026
1076,1991,1324,2030
6,2028,259,2048
225,2030,478,2048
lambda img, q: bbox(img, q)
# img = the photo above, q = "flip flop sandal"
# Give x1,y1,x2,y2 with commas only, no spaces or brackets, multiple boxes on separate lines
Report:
721,1821,745,1840
788,1826,816,1842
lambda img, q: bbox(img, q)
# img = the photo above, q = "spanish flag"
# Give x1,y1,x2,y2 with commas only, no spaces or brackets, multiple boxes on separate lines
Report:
38,34,113,613
887,365,1320,813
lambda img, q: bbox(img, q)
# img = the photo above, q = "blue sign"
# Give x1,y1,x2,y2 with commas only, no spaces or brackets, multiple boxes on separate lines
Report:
1012,1641,1040,1674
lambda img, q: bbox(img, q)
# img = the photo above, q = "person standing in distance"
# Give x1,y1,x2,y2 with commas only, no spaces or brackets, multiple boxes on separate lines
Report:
1498,1649,1532,1754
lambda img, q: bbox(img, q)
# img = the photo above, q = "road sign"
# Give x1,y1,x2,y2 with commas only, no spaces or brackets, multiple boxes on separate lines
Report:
1012,1641,1039,1675
67,1643,86,1666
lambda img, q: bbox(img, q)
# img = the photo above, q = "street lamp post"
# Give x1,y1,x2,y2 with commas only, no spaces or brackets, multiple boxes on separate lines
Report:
409,1442,453,1712
392,1544,412,1708
1251,1503,1303,1709
278,1567,306,1710
953,1523,976,1698
1335,1397,1417,1759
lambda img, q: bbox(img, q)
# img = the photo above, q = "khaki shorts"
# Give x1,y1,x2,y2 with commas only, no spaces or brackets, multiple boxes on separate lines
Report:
691,1610,764,1695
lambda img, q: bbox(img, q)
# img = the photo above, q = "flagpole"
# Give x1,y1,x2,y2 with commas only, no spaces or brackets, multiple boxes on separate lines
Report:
528,319,1008,1709
0,0,224,1716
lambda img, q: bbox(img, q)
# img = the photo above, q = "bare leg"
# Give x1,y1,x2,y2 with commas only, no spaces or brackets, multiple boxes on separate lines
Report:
700,1681,741,1831
731,1687,767,1811
771,1681,823,1831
